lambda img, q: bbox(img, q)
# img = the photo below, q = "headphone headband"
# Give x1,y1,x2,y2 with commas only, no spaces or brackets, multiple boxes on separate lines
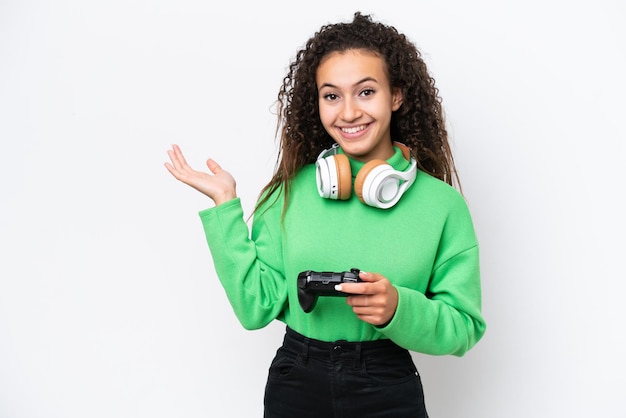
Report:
315,142,417,209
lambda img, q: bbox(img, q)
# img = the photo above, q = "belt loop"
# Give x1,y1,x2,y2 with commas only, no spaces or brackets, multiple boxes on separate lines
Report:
353,343,363,370
300,337,311,364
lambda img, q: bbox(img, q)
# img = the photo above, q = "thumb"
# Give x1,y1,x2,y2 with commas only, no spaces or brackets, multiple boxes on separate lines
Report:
206,158,223,175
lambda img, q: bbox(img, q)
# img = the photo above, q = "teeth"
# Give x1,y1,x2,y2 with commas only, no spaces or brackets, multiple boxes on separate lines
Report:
341,125,366,134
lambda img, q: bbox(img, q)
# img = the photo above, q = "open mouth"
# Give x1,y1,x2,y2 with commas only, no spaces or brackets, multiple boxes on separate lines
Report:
340,124,368,134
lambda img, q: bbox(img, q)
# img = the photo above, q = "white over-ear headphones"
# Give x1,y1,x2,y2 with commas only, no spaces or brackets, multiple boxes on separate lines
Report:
315,142,417,209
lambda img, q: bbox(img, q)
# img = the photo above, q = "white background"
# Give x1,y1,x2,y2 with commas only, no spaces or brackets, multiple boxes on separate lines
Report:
1,0,625,417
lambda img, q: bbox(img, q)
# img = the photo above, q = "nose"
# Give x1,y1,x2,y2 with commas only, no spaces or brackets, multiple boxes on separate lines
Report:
340,97,362,121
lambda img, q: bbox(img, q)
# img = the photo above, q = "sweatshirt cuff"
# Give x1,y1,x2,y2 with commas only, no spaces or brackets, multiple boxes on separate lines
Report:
198,197,242,219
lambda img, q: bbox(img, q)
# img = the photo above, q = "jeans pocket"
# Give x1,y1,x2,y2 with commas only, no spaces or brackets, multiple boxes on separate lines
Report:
362,350,419,385
267,347,298,381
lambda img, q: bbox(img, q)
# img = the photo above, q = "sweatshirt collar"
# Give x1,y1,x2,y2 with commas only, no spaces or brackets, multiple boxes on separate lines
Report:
341,144,413,178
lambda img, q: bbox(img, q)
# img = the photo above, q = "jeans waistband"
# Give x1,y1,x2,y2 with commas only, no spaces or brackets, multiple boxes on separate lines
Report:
284,326,402,354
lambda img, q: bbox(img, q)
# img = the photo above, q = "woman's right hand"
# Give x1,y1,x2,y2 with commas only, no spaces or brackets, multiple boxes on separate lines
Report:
165,144,237,206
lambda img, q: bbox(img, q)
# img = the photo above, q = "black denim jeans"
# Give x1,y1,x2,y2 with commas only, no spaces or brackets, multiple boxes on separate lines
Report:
264,327,428,418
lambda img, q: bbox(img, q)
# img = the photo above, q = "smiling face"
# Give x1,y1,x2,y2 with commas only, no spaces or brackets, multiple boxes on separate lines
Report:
316,49,403,162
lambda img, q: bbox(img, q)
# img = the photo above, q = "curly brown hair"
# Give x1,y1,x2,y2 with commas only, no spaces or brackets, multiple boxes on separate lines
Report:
256,11,459,214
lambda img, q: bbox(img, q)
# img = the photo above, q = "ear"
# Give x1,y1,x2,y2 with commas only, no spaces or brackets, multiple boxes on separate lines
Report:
391,88,403,111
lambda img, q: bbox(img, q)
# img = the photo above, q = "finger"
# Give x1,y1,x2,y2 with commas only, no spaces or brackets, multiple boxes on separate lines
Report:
345,294,372,307
354,313,387,326
165,153,189,181
166,148,184,172
206,158,223,175
165,146,183,170
358,271,381,282
336,282,363,294
334,271,367,294
164,161,177,176
349,300,387,319
337,280,378,295
166,144,193,174
171,144,192,171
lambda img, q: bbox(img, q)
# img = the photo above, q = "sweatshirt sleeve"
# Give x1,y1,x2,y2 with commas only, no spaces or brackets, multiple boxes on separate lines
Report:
198,197,286,330
377,197,486,356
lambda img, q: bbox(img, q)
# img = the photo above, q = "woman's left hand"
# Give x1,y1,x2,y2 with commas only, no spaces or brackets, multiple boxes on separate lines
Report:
337,271,399,326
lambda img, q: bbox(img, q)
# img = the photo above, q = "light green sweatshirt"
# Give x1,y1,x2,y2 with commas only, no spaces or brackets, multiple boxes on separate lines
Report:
199,146,486,356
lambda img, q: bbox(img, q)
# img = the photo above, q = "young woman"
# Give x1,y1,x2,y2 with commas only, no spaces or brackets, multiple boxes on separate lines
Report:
165,12,485,417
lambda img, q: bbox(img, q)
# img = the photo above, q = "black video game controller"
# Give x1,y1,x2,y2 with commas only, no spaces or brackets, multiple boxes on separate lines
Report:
297,268,362,313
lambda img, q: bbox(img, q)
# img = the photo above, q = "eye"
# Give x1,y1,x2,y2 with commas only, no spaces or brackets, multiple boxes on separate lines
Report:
360,88,375,97
323,93,339,101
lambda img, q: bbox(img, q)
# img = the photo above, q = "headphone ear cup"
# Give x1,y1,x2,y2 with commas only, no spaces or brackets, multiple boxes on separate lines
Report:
333,154,352,200
316,153,352,200
354,159,387,204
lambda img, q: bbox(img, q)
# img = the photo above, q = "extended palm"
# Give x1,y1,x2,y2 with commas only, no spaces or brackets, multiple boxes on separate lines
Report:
165,144,237,206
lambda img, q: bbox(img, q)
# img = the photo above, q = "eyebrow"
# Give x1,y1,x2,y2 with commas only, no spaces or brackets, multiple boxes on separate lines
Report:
318,76,379,90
